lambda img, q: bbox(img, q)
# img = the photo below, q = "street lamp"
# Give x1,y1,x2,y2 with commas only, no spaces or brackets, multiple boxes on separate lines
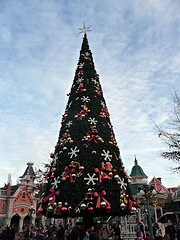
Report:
137,185,157,240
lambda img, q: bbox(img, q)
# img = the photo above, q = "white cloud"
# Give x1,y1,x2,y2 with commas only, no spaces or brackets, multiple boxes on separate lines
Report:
0,0,179,188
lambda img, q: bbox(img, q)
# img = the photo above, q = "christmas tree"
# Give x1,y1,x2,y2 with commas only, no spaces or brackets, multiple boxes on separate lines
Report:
40,25,133,224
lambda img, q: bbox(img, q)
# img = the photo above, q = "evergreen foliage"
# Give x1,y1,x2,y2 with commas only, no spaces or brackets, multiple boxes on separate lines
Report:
40,33,133,219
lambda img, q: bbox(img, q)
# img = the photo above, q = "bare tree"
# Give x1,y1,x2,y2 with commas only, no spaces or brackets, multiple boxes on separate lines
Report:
157,91,180,173
34,162,50,195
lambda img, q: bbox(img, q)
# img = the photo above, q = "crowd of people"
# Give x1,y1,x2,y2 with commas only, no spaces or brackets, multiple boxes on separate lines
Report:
134,219,180,240
0,219,179,240
0,221,121,240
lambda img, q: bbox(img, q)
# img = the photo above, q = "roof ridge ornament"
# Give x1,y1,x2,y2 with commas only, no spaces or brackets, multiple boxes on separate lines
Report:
134,155,138,165
79,22,91,34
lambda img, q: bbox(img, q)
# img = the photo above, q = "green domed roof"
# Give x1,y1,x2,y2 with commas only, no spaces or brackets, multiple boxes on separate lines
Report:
130,157,147,178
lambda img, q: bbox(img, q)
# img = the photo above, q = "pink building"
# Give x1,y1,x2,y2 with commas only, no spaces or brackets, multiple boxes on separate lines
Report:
0,162,38,231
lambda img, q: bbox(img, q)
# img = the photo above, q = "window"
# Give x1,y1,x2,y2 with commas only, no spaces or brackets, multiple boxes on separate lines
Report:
22,191,26,200
2,203,6,213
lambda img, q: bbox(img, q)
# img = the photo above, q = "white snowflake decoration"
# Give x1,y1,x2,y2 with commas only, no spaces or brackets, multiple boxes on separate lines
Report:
53,153,58,164
77,77,84,84
101,150,112,161
91,78,98,85
84,173,98,185
85,52,90,56
77,172,83,177
75,208,80,213
51,177,60,189
68,146,80,158
118,177,127,191
78,63,84,69
88,117,97,125
100,101,106,108
81,96,90,103
66,120,73,128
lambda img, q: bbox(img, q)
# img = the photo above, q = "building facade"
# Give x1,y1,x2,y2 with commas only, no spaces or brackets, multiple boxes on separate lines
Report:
0,162,38,231
0,159,179,233
129,157,180,224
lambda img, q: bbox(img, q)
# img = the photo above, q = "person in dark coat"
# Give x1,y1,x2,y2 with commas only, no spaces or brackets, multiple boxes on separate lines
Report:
71,228,81,240
165,220,176,240
89,232,99,240
176,221,180,240
135,220,145,240
0,226,8,240
9,226,16,240
56,225,65,240
46,230,58,240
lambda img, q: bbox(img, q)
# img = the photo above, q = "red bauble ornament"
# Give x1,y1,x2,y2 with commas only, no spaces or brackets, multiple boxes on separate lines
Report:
113,168,117,174
102,175,110,182
37,205,43,213
65,166,69,171
61,207,68,213
71,168,76,173
88,207,94,213
66,175,70,180
50,153,54,158
106,205,111,213
56,205,62,214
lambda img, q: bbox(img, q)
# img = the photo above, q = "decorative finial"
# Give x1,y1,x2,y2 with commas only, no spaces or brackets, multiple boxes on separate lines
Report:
134,155,138,165
79,22,91,34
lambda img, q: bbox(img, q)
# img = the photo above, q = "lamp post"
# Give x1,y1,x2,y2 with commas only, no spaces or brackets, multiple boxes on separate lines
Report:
137,186,157,240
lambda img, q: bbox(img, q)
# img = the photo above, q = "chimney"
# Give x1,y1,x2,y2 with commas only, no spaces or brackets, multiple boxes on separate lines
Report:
8,173,12,185
6,183,11,196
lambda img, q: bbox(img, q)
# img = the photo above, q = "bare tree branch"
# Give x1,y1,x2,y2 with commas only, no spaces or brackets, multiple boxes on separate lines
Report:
156,90,180,173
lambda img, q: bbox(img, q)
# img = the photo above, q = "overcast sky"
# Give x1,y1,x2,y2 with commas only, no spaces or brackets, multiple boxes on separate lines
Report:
0,0,179,188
